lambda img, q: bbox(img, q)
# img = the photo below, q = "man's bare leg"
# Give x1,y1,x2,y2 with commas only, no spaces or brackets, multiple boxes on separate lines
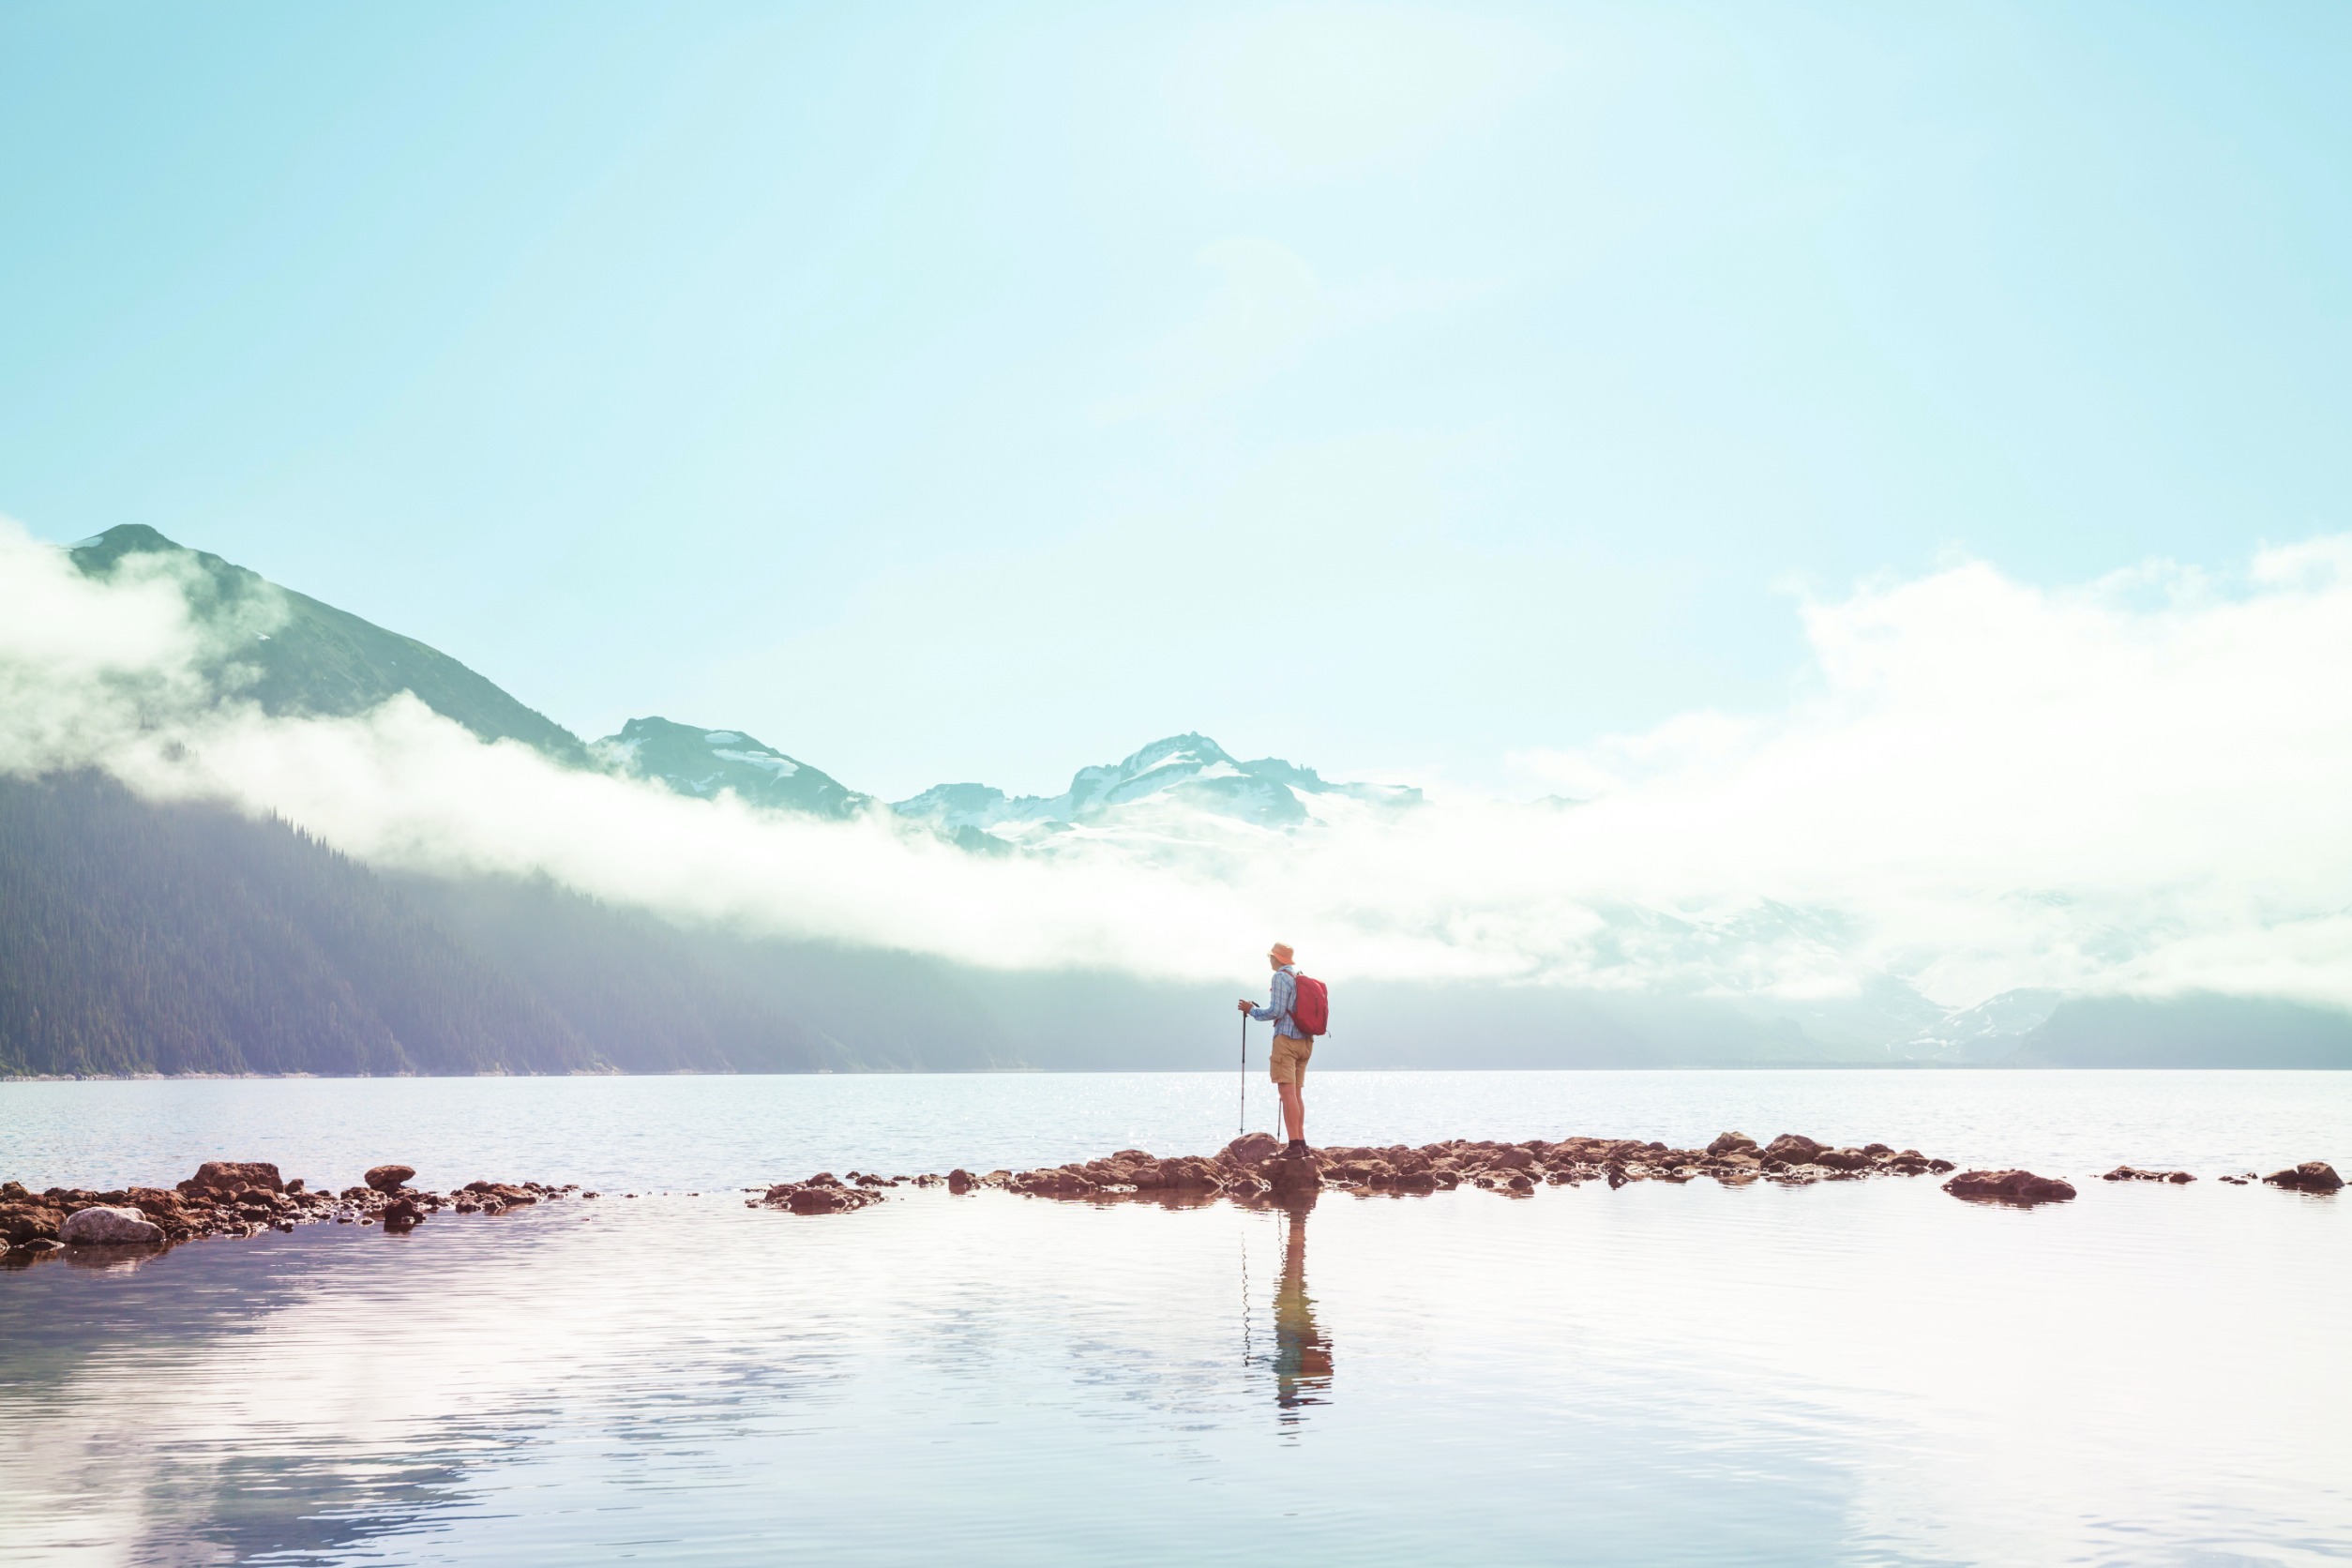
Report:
1279,1081,1305,1146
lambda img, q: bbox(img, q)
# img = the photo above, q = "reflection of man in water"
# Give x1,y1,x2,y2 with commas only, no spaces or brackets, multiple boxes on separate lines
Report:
1271,1198,1333,1416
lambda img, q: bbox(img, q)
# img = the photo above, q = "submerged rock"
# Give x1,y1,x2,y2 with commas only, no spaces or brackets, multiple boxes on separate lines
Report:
61,1205,165,1245
759,1176,886,1216
1942,1169,2078,1206
2102,1167,2195,1184
2263,1161,2343,1193
459,1180,540,1212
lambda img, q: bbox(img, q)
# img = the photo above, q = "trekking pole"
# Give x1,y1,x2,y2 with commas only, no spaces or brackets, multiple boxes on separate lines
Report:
1238,1014,1247,1137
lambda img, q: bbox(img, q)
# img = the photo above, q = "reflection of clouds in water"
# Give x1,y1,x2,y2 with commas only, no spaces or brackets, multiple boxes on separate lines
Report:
0,1209,727,1564
0,1246,445,1560
0,1179,2346,1562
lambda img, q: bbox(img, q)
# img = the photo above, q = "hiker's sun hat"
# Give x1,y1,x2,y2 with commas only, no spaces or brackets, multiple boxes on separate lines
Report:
1269,942,1294,963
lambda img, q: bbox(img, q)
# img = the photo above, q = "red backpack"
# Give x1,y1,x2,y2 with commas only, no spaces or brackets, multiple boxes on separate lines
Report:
1290,972,1329,1037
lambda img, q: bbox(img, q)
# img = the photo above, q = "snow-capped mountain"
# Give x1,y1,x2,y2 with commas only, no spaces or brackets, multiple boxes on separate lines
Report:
593,716,871,820
891,732,1420,848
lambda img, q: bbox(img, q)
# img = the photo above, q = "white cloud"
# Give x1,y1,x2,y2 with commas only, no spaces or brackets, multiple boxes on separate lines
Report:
7,520,2351,1017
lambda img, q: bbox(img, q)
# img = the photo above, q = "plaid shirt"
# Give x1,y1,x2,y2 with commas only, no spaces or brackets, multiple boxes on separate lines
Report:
1250,966,1306,1040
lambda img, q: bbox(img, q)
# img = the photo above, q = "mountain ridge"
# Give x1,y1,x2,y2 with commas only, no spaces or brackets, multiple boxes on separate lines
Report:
592,716,871,820
25,526,2350,1072
71,525,593,766
892,731,1423,846
71,527,1410,844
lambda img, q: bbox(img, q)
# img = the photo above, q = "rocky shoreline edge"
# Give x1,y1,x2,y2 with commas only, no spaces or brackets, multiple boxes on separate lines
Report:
1,1160,583,1264
6,1135,2340,1263
753,1130,2341,1214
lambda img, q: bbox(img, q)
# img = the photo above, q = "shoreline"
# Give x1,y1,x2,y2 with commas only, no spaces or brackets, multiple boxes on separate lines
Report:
9,1135,2337,1265
10,1063,2352,1083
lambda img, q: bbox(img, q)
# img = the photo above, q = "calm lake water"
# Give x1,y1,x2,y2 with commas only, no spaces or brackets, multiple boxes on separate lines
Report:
3,1070,2346,1566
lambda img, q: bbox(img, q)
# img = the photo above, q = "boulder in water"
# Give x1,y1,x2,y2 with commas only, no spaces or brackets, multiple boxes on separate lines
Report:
1,1189,67,1248
61,1205,165,1245
365,1165,416,1194
1762,1134,1826,1166
2102,1166,2194,1184
1942,1169,2077,1206
177,1161,283,1200
2264,1162,2343,1193
1220,1132,1283,1168
1264,1157,1321,1198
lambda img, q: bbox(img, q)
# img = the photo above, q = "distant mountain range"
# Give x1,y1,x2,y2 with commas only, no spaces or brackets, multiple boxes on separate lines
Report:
895,733,1420,850
12,523,2345,1076
70,525,1400,849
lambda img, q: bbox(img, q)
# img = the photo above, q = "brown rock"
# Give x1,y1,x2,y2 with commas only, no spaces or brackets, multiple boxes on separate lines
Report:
177,1161,283,1200
0,1201,67,1247
946,1168,975,1195
1264,1157,1321,1198
365,1165,416,1194
1219,1132,1283,1168
381,1197,427,1233
2264,1161,2343,1193
1942,1168,2077,1206
460,1181,537,1208
1706,1132,1757,1156
1010,1168,1098,1199
2101,1166,2195,1184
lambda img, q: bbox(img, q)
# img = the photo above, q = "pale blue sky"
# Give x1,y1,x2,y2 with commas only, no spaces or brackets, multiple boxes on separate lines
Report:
6,1,2347,798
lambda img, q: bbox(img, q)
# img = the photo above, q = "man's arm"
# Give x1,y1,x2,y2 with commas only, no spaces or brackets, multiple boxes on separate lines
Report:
1250,970,1294,1026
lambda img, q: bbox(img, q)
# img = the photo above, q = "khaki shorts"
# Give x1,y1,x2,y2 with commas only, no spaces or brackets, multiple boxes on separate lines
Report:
1269,1033,1313,1086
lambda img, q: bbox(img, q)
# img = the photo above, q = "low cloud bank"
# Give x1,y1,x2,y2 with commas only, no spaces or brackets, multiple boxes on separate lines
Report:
5,521,2349,1015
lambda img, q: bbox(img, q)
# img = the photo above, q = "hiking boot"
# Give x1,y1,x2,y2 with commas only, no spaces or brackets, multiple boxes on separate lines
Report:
1282,1140,1309,1160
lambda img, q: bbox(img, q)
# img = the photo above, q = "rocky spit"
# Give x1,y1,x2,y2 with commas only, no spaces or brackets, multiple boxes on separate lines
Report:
5,1138,2338,1260
761,1131,2337,1216
1,1159,580,1264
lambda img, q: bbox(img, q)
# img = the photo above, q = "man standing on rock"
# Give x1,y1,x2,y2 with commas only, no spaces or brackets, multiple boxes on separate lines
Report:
1240,942,1312,1159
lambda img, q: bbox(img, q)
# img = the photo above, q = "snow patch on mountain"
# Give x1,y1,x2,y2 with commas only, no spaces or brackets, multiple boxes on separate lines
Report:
891,731,1421,848
594,716,866,821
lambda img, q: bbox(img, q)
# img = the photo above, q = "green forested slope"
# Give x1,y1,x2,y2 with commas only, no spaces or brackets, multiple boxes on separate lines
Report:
0,774,863,1076
0,773,588,1073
